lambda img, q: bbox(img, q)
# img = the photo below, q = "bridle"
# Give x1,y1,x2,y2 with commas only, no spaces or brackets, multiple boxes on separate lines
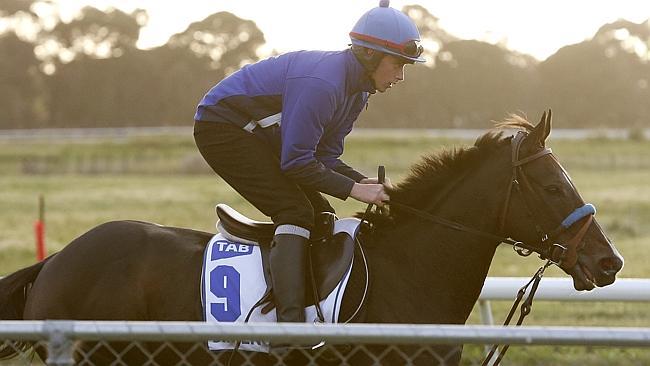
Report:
481,130,595,365
362,126,597,365
498,130,595,270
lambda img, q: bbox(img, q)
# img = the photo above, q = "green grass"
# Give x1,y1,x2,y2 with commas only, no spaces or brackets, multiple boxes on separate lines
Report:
1,132,648,364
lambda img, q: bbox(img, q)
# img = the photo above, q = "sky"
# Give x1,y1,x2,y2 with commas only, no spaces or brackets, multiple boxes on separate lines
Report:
52,0,650,61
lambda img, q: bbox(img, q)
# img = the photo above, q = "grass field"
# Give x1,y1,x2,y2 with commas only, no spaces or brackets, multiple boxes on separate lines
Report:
1,131,648,364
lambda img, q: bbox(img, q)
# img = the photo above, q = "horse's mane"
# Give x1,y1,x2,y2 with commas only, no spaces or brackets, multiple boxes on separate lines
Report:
361,115,534,224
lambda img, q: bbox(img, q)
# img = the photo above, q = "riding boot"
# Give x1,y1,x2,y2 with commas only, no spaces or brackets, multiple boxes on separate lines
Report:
268,232,309,354
269,233,308,323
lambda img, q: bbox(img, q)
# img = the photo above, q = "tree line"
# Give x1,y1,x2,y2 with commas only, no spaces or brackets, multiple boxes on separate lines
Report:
1,3,648,129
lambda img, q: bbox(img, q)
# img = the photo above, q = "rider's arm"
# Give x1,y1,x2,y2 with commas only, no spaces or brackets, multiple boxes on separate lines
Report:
316,93,368,183
280,76,358,200
316,132,367,183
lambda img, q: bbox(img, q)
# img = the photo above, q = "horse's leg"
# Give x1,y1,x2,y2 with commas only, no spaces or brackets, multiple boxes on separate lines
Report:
78,341,208,366
343,344,461,366
74,341,126,365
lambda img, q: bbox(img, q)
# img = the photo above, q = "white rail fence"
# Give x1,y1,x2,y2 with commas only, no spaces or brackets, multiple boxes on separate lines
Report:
1,127,648,141
1,321,650,365
477,277,650,325
1,321,645,345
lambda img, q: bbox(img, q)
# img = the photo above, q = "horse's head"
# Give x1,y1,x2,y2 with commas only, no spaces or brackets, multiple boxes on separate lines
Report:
501,111,624,291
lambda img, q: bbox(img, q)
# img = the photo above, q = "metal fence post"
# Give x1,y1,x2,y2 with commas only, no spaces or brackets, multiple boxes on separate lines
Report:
45,320,75,366
478,299,496,361
478,300,494,325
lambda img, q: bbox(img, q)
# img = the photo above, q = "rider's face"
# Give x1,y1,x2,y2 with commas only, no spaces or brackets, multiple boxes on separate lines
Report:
371,54,407,93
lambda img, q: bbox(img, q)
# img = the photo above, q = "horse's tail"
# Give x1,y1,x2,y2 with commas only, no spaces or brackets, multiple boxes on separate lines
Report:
0,256,52,359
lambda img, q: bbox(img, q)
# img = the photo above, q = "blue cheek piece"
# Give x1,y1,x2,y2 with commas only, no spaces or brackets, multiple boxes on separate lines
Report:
561,203,596,228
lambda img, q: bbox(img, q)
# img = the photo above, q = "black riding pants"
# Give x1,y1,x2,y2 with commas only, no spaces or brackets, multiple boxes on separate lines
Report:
193,121,334,232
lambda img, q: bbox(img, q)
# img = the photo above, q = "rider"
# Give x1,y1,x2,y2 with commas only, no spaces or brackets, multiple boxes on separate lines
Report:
193,0,424,327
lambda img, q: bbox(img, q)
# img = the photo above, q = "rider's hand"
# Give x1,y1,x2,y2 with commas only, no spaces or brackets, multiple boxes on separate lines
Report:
359,177,393,189
350,183,390,206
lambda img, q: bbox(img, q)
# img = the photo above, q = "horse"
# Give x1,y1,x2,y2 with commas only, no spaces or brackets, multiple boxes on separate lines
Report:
0,112,624,365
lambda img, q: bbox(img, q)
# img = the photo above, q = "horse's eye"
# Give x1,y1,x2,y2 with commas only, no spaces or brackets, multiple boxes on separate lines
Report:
544,185,562,195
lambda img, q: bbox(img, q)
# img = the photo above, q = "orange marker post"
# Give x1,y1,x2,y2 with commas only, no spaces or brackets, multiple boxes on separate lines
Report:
35,195,46,261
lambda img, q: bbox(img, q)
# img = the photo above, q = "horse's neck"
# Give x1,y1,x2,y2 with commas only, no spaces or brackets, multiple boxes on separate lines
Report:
364,165,506,325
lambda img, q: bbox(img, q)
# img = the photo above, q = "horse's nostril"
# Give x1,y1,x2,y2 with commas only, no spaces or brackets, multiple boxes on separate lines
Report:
599,256,623,275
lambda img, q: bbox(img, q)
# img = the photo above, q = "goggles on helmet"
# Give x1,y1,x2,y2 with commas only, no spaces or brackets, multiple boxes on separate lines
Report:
350,32,424,59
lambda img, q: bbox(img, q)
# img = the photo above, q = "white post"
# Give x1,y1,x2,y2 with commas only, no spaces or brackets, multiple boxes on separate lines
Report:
478,299,497,364
478,299,494,325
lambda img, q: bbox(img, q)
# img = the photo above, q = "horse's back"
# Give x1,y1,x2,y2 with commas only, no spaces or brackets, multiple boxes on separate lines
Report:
24,220,212,321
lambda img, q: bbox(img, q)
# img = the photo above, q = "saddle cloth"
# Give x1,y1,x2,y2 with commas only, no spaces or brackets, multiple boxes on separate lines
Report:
201,218,361,352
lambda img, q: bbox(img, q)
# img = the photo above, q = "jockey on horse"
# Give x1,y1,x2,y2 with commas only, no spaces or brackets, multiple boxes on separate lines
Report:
193,0,424,343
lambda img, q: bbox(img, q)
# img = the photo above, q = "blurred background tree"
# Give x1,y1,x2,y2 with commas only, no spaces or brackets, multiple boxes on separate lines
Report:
539,19,650,128
0,2,647,129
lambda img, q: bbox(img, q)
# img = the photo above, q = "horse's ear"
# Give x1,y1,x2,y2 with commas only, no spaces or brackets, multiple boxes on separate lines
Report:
527,109,552,148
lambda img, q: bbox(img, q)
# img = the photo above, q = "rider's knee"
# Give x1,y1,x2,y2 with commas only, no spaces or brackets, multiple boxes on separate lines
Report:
273,199,315,233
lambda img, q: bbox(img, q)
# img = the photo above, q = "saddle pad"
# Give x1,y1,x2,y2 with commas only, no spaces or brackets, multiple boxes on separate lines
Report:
201,220,359,353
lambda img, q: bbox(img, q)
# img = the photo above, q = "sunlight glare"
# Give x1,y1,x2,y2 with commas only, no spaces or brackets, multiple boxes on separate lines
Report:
48,0,650,61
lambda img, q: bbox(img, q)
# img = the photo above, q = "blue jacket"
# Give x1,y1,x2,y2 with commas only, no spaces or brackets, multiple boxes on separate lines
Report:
195,49,374,200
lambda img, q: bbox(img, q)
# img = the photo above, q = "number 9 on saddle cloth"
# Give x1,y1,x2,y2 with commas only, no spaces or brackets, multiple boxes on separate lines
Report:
201,204,361,352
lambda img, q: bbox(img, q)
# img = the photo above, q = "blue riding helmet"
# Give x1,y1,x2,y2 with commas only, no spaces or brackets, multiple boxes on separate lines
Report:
350,0,425,63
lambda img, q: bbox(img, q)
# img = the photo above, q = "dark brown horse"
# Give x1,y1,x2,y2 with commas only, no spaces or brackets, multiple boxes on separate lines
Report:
0,112,623,365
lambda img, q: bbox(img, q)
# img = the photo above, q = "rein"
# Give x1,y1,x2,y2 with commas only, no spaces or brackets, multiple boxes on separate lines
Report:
481,261,553,366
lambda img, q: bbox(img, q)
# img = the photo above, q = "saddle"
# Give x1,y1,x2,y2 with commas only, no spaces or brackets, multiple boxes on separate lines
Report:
215,204,356,310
